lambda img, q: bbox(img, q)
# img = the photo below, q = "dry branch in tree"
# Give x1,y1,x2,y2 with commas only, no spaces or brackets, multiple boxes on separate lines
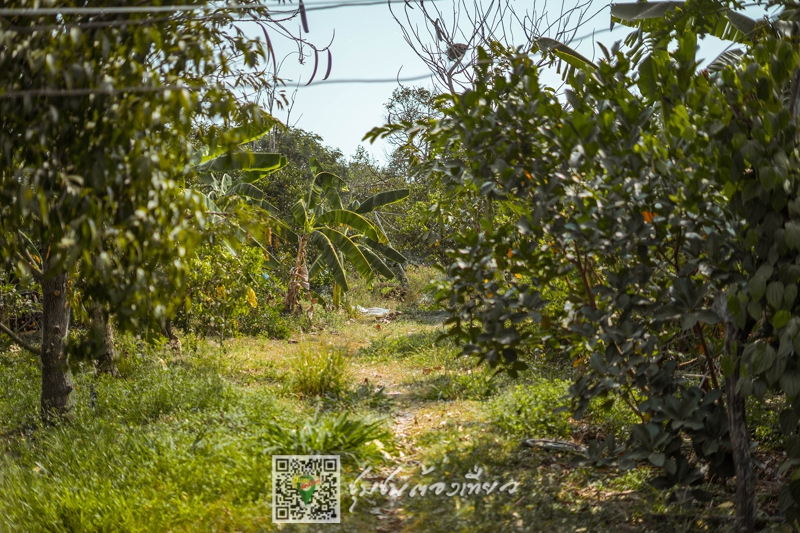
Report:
388,0,600,94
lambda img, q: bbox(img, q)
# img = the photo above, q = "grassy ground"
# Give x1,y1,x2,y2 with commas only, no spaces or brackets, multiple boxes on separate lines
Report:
0,288,793,532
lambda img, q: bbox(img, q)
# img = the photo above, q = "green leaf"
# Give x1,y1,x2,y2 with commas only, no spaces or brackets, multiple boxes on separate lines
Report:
767,281,785,309
311,231,348,291
786,221,800,250
361,237,406,264
535,38,597,70
308,172,347,211
196,152,287,174
291,199,308,226
355,189,410,214
749,275,767,302
774,310,792,330
358,245,395,279
781,370,800,399
308,255,324,279
315,210,380,241
751,343,776,375
708,49,745,72
203,117,281,162
314,227,375,283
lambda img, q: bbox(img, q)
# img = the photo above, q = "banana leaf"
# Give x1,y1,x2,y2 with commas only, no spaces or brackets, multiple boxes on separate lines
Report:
311,231,349,291
315,210,380,242
307,172,347,210
355,189,410,214
361,237,406,264
195,152,287,175
358,245,395,279
314,227,375,283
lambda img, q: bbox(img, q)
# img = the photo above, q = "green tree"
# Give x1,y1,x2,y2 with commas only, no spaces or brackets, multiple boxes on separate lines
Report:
0,1,286,421
276,161,408,313
368,2,800,531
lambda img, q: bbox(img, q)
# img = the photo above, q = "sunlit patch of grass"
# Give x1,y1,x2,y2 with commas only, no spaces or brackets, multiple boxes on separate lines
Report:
286,342,351,398
487,380,573,440
355,329,445,363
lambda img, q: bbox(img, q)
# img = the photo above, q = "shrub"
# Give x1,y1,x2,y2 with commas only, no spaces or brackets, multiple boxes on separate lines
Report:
258,411,393,466
286,343,350,397
489,380,572,439
175,243,288,339
410,366,507,401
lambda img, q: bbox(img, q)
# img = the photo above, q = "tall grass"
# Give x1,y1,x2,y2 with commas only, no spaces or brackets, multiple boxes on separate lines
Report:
286,343,350,397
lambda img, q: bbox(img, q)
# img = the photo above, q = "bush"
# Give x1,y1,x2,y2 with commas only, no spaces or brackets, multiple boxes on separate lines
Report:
174,243,291,339
489,380,572,439
412,368,505,401
286,343,350,397
258,411,393,466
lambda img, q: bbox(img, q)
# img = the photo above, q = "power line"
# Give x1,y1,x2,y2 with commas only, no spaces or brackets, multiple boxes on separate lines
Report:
0,85,188,99
0,0,436,17
300,73,431,87
0,73,434,98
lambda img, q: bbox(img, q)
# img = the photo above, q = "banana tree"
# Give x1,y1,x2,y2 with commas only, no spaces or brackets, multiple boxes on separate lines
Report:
276,162,409,313
188,115,288,263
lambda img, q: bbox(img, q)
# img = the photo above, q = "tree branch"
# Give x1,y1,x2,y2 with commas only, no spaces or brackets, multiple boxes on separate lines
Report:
0,322,41,356
694,323,721,390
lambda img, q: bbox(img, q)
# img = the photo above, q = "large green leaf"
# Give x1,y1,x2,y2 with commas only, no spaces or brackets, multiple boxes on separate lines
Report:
354,189,410,214
226,182,280,215
315,210,380,241
270,219,299,245
291,199,308,226
196,152,287,174
308,255,324,279
708,48,745,72
610,2,759,44
324,185,343,211
314,227,375,283
361,237,406,264
535,38,597,70
611,1,684,24
359,245,395,279
307,172,347,210
201,116,281,163
310,231,349,291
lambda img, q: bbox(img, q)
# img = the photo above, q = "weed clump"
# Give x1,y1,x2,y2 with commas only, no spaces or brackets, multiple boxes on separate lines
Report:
287,343,350,397
259,411,393,466
489,381,572,439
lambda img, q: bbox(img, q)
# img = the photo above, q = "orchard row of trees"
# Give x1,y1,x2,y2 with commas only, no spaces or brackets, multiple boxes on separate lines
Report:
5,0,800,531
0,2,433,425
365,0,800,531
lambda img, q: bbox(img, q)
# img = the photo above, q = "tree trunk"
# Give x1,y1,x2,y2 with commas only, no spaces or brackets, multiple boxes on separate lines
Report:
90,303,118,376
162,317,181,356
284,234,308,314
40,268,73,423
725,325,756,533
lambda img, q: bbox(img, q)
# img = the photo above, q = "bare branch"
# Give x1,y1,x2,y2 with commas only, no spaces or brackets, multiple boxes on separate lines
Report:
0,322,40,357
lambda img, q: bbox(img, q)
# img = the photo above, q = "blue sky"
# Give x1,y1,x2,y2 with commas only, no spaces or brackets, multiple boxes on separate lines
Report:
257,0,773,163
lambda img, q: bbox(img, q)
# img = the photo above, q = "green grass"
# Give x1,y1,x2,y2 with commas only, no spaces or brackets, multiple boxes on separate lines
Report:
0,341,393,532
489,380,573,439
0,306,789,533
286,342,351,398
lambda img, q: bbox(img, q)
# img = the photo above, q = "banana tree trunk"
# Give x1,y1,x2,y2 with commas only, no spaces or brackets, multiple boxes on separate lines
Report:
284,234,309,314
40,263,73,423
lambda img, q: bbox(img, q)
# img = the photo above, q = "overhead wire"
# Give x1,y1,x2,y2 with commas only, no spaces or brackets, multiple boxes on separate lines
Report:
0,0,438,17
